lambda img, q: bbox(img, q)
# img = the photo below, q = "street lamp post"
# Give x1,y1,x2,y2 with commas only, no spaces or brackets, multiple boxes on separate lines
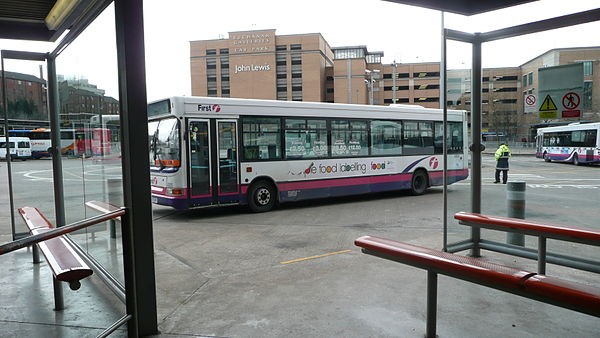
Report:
392,60,397,104
365,69,380,105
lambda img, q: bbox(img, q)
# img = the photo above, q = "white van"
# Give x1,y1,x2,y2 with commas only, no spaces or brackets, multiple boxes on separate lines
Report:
0,136,32,160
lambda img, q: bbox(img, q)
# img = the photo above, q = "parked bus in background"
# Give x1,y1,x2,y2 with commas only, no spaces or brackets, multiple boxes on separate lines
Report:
8,128,111,158
8,128,58,158
0,136,32,160
536,122,600,165
148,96,469,212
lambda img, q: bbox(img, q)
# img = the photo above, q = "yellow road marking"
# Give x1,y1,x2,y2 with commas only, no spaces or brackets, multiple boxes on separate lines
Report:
280,249,352,265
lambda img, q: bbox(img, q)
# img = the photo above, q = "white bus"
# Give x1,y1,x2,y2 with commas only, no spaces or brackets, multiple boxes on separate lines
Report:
0,136,32,160
148,97,469,212
536,122,600,165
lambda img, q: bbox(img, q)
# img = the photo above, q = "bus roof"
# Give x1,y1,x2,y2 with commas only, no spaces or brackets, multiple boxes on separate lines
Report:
149,96,466,122
538,122,600,133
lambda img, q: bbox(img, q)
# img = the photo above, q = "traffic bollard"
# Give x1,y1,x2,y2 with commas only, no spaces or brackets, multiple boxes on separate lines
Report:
506,181,526,246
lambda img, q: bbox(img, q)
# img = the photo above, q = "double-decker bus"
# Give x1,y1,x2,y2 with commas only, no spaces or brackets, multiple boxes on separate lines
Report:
8,128,111,158
536,122,600,165
149,96,469,212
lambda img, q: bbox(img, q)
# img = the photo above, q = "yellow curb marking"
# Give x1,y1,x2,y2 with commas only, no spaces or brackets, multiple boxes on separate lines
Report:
280,249,352,265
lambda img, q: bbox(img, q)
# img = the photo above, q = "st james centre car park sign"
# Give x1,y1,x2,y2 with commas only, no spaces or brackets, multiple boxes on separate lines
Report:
538,63,584,119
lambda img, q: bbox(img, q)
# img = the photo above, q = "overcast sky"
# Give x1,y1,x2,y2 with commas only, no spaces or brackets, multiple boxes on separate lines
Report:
1,0,599,101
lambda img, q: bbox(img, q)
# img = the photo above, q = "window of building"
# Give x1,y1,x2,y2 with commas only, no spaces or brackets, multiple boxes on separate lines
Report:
413,72,440,78
403,121,434,155
277,73,287,79
292,86,302,91
206,58,217,69
583,81,593,110
219,48,229,54
290,44,302,50
291,73,302,78
277,92,287,100
331,120,368,157
326,76,334,82
482,77,489,82
398,73,410,78
397,98,410,103
326,88,334,93
494,87,517,92
416,97,439,102
277,86,287,92
222,89,230,95
366,53,382,64
495,75,518,81
207,76,217,82
276,60,287,66
583,61,593,76
371,120,402,155
383,73,392,79
208,89,217,96
333,48,365,60
242,118,281,160
495,99,517,104
291,59,302,65
276,45,287,51
415,84,440,90
206,49,217,55
284,119,328,159
222,76,230,82
527,72,533,86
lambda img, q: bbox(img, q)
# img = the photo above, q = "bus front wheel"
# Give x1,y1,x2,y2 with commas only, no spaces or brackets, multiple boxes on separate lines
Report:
573,153,580,166
410,170,428,195
543,152,551,162
248,181,276,213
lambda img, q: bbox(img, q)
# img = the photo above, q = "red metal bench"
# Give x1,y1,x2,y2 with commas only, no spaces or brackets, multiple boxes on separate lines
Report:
454,212,600,246
355,235,600,338
454,212,600,274
18,207,93,290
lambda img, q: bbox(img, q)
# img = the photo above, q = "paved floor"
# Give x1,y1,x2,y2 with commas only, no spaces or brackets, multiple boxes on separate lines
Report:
1,155,599,337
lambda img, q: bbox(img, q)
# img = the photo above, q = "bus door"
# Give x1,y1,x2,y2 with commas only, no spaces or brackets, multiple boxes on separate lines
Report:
187,119,239,207
187,119,212,205
214,120,239,203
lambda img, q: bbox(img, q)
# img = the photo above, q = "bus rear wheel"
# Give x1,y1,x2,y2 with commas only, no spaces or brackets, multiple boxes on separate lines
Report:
410,170,428,195
248,180,276,213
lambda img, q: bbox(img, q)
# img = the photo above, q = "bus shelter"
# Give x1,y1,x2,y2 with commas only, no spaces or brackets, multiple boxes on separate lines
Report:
1,1,599,337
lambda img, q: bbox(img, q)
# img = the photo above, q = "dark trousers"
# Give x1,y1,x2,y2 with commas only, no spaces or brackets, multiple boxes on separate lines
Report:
495,169,508,183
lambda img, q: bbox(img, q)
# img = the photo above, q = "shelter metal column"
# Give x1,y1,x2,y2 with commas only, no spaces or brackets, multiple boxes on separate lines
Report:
114,0,158,336
470,35,482,257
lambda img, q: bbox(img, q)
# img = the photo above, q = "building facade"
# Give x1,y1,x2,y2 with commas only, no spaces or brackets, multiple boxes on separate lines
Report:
191,30,599,140
0,71,48,121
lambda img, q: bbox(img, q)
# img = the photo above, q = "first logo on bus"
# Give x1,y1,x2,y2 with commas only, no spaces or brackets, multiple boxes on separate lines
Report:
197,104,221,112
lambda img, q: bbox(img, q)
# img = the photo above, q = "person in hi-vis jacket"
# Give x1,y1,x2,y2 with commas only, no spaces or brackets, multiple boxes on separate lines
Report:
494,143,511,184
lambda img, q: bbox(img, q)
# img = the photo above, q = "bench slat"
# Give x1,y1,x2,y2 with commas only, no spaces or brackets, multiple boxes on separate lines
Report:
454,212,600,245
18,207,93,283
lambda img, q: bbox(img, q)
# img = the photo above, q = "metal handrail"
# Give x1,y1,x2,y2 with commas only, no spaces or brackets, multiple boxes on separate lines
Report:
0,208,126,256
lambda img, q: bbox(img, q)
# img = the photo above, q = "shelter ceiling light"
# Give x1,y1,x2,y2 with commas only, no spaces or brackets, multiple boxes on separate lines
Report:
45,0,81,30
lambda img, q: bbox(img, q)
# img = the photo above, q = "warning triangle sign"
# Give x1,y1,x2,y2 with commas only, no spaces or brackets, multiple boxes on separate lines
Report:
539,95,557,111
